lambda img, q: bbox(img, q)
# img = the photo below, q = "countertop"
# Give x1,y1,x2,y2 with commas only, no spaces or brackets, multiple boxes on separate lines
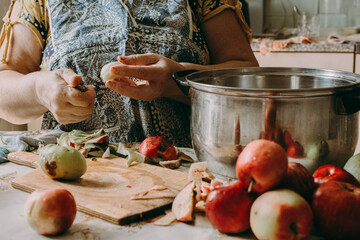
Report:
0,157,327,240
0,161,235,240
251,41,357,53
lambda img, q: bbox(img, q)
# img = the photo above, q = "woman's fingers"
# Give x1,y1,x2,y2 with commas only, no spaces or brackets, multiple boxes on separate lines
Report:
57,69,82,87
66,85,96,107
107,53,187,101
44,70,96,123
55,112,94,124
52,98,95,124
106,79,158,101
110,64,162,82
113,53,164,81
117,53,159,65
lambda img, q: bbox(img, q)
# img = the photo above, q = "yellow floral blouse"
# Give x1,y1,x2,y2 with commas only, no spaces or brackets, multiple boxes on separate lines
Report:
0,0,251,69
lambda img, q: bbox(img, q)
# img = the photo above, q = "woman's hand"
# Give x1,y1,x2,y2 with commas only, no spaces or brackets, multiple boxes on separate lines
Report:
35,69,96,124
105,53,186,102
0,3,96,125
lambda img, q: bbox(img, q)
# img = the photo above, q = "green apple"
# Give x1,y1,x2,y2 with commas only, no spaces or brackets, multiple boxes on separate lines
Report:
344,153,360,182
38,144,87,180
305,138,329,160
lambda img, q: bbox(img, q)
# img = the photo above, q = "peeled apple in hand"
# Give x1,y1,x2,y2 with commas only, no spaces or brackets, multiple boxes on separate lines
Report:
100,62,125,83
24,188,77,235
38,144,87,180
139,136,177,161
236,139,288,194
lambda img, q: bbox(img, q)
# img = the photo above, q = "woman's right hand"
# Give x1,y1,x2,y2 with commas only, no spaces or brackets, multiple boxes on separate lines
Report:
0,2,95,125
35,69,96,124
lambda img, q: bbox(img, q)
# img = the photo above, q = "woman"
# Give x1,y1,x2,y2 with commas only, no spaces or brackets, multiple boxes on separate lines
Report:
0,0,258,147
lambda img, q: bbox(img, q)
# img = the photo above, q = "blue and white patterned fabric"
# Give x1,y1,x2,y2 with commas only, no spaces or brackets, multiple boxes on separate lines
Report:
42,0,208,147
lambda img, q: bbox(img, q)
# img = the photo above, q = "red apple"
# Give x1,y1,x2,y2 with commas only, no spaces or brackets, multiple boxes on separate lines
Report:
287,141,304,158
312,181,360,240
284,130,295,148
138,136,177,160
205,181,255,233
236,139,288,194
24,188,77,235
260,128,285,149
312,164,360,187
278,162,316,203
250,189,313,240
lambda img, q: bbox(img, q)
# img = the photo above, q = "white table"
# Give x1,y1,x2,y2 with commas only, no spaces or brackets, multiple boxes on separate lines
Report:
0,161,249,240
0,161,329,240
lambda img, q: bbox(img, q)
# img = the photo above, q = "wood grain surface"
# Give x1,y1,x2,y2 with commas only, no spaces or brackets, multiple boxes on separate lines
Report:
8,152,188,225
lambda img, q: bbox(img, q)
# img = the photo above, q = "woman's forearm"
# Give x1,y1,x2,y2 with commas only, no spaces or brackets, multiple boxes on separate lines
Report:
0,69,48,124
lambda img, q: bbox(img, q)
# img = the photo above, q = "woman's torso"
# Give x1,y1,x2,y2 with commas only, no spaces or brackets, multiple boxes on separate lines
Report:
6,0,248,147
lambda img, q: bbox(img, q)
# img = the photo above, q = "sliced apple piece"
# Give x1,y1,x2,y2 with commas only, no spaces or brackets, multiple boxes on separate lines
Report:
159,159,181,169
195,200,206,212
171,181,196,222
188,162,208,202
152,210,177,226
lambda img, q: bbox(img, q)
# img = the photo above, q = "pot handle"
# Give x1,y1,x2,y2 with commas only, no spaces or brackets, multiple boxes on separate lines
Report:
171,70,199,96
335,89,360,115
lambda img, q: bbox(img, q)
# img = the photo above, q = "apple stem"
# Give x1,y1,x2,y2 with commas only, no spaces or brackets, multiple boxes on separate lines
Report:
248,179,254,193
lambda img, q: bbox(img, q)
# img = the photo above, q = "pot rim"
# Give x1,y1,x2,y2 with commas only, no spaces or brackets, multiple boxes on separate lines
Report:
186,67,360,98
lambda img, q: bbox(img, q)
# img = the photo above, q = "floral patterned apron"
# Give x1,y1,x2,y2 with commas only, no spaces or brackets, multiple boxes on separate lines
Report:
42,0,208,147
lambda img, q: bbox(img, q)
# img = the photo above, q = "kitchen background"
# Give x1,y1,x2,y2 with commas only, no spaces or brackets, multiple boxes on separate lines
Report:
248,0,360,38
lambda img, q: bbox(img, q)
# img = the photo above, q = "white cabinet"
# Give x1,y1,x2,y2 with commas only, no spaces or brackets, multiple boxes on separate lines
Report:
354,44,360,74
356,54,360,74
254,52,354,72
354,44,360,154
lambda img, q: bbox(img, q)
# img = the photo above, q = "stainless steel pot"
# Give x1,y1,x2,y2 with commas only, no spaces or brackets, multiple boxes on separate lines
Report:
173,67,360,179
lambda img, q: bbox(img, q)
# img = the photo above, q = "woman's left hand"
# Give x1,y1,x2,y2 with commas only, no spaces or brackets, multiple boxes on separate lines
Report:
105,53,186,102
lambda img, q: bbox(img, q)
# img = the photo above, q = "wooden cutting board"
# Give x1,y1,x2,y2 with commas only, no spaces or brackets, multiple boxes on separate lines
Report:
8,152,188,225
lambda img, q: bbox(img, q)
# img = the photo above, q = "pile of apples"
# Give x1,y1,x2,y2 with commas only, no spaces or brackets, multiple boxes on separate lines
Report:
205,139,360,240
